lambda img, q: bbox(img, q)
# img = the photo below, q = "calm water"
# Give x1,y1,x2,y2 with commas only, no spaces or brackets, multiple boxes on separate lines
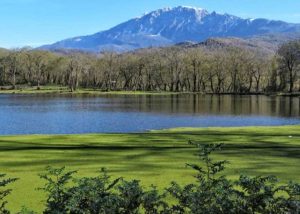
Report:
0,94,300,135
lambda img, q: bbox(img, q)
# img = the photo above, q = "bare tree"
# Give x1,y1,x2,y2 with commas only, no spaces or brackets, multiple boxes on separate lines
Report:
277,40,300,93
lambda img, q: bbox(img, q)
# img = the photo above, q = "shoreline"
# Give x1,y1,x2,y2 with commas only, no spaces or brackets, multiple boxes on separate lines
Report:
0,124,299,137
0,86,300,97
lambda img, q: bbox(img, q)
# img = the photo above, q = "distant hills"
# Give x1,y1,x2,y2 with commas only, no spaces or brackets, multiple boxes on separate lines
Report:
37,6,300,52
172,32,300,55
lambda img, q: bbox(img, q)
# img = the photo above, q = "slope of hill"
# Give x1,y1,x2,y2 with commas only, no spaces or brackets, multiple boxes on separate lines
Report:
178,33,300,55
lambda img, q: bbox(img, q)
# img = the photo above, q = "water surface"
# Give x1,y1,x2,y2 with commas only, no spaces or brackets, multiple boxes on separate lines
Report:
0,94,299,135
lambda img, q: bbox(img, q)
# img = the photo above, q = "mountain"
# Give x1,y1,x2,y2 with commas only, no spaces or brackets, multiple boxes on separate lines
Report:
0,47,8,54
172,32,300,55
40,6,300,52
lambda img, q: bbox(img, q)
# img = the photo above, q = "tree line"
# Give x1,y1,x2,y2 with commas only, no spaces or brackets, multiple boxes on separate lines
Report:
1,143,300,214
0,40,299,93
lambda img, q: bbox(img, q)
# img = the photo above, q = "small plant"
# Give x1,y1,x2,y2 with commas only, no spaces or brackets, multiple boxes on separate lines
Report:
117,180,144,214
142,185,169,214
0,173,18,214
17,206,37,214
38,166,77,214
167,142,238,214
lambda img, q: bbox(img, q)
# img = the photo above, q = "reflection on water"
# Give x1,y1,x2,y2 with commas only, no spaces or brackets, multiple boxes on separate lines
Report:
0,94,299,135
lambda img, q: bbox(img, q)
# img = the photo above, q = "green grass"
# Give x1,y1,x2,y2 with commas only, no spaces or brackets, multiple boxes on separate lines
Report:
1,85,299,96
0,126,299,212
0,86,189,95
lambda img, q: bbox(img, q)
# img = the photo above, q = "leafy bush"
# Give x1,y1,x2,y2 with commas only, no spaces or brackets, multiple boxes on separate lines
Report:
67,168,121,214
166,142,239,213
17,206,37,214
142,185,168,214
38,166,77,214
166,142,300,214
117,180,143,214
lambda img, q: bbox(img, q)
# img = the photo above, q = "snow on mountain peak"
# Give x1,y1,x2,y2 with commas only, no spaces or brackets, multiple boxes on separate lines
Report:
142,6,208,18
175,5,206,12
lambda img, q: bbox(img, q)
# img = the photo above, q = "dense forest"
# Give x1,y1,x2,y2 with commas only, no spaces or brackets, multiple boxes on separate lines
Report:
0,39,299,94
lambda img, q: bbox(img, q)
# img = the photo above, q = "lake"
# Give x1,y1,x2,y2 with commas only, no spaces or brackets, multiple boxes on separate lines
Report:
0,94,299,135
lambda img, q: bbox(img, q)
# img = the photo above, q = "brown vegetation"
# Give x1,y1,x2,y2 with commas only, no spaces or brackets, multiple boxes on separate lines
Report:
0,40,299,93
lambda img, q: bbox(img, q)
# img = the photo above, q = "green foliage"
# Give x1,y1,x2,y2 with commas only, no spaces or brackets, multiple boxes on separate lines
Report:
167,143,238,213
38,166,77,214
0,173,18,214
186,141,228,181
142,185,168,214
237,175,284,213
286,182,300,212
17,206,37,214
117,180,144,214
166,142,300,214
40,168,167,214
67,168,121,214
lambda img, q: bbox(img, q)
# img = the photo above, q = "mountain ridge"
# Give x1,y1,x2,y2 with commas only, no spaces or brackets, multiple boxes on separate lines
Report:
40,6,300,52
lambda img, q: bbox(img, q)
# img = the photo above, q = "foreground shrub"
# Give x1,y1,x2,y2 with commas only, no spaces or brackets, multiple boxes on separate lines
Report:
17,206,36,214
117,180,144,213
67,168,121,214
38,166,77,214
236,175,299,213
166,142,300,214
142,185,169,214
167,143,239,213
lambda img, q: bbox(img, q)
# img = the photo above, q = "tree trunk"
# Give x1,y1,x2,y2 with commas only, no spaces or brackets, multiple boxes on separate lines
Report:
289,69,294,93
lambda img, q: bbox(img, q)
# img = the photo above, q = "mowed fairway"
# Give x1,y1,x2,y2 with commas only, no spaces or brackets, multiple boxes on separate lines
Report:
0,126,300,212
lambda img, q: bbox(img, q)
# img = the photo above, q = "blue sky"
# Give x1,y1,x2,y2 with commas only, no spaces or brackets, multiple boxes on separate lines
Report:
1,0,300,48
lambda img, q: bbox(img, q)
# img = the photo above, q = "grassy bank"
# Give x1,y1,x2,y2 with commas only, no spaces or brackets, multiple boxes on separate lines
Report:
0,126,299,212
0,86,185,95
1,86,300,96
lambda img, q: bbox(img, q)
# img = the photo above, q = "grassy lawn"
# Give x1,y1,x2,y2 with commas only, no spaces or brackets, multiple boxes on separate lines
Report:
0,126,299,212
